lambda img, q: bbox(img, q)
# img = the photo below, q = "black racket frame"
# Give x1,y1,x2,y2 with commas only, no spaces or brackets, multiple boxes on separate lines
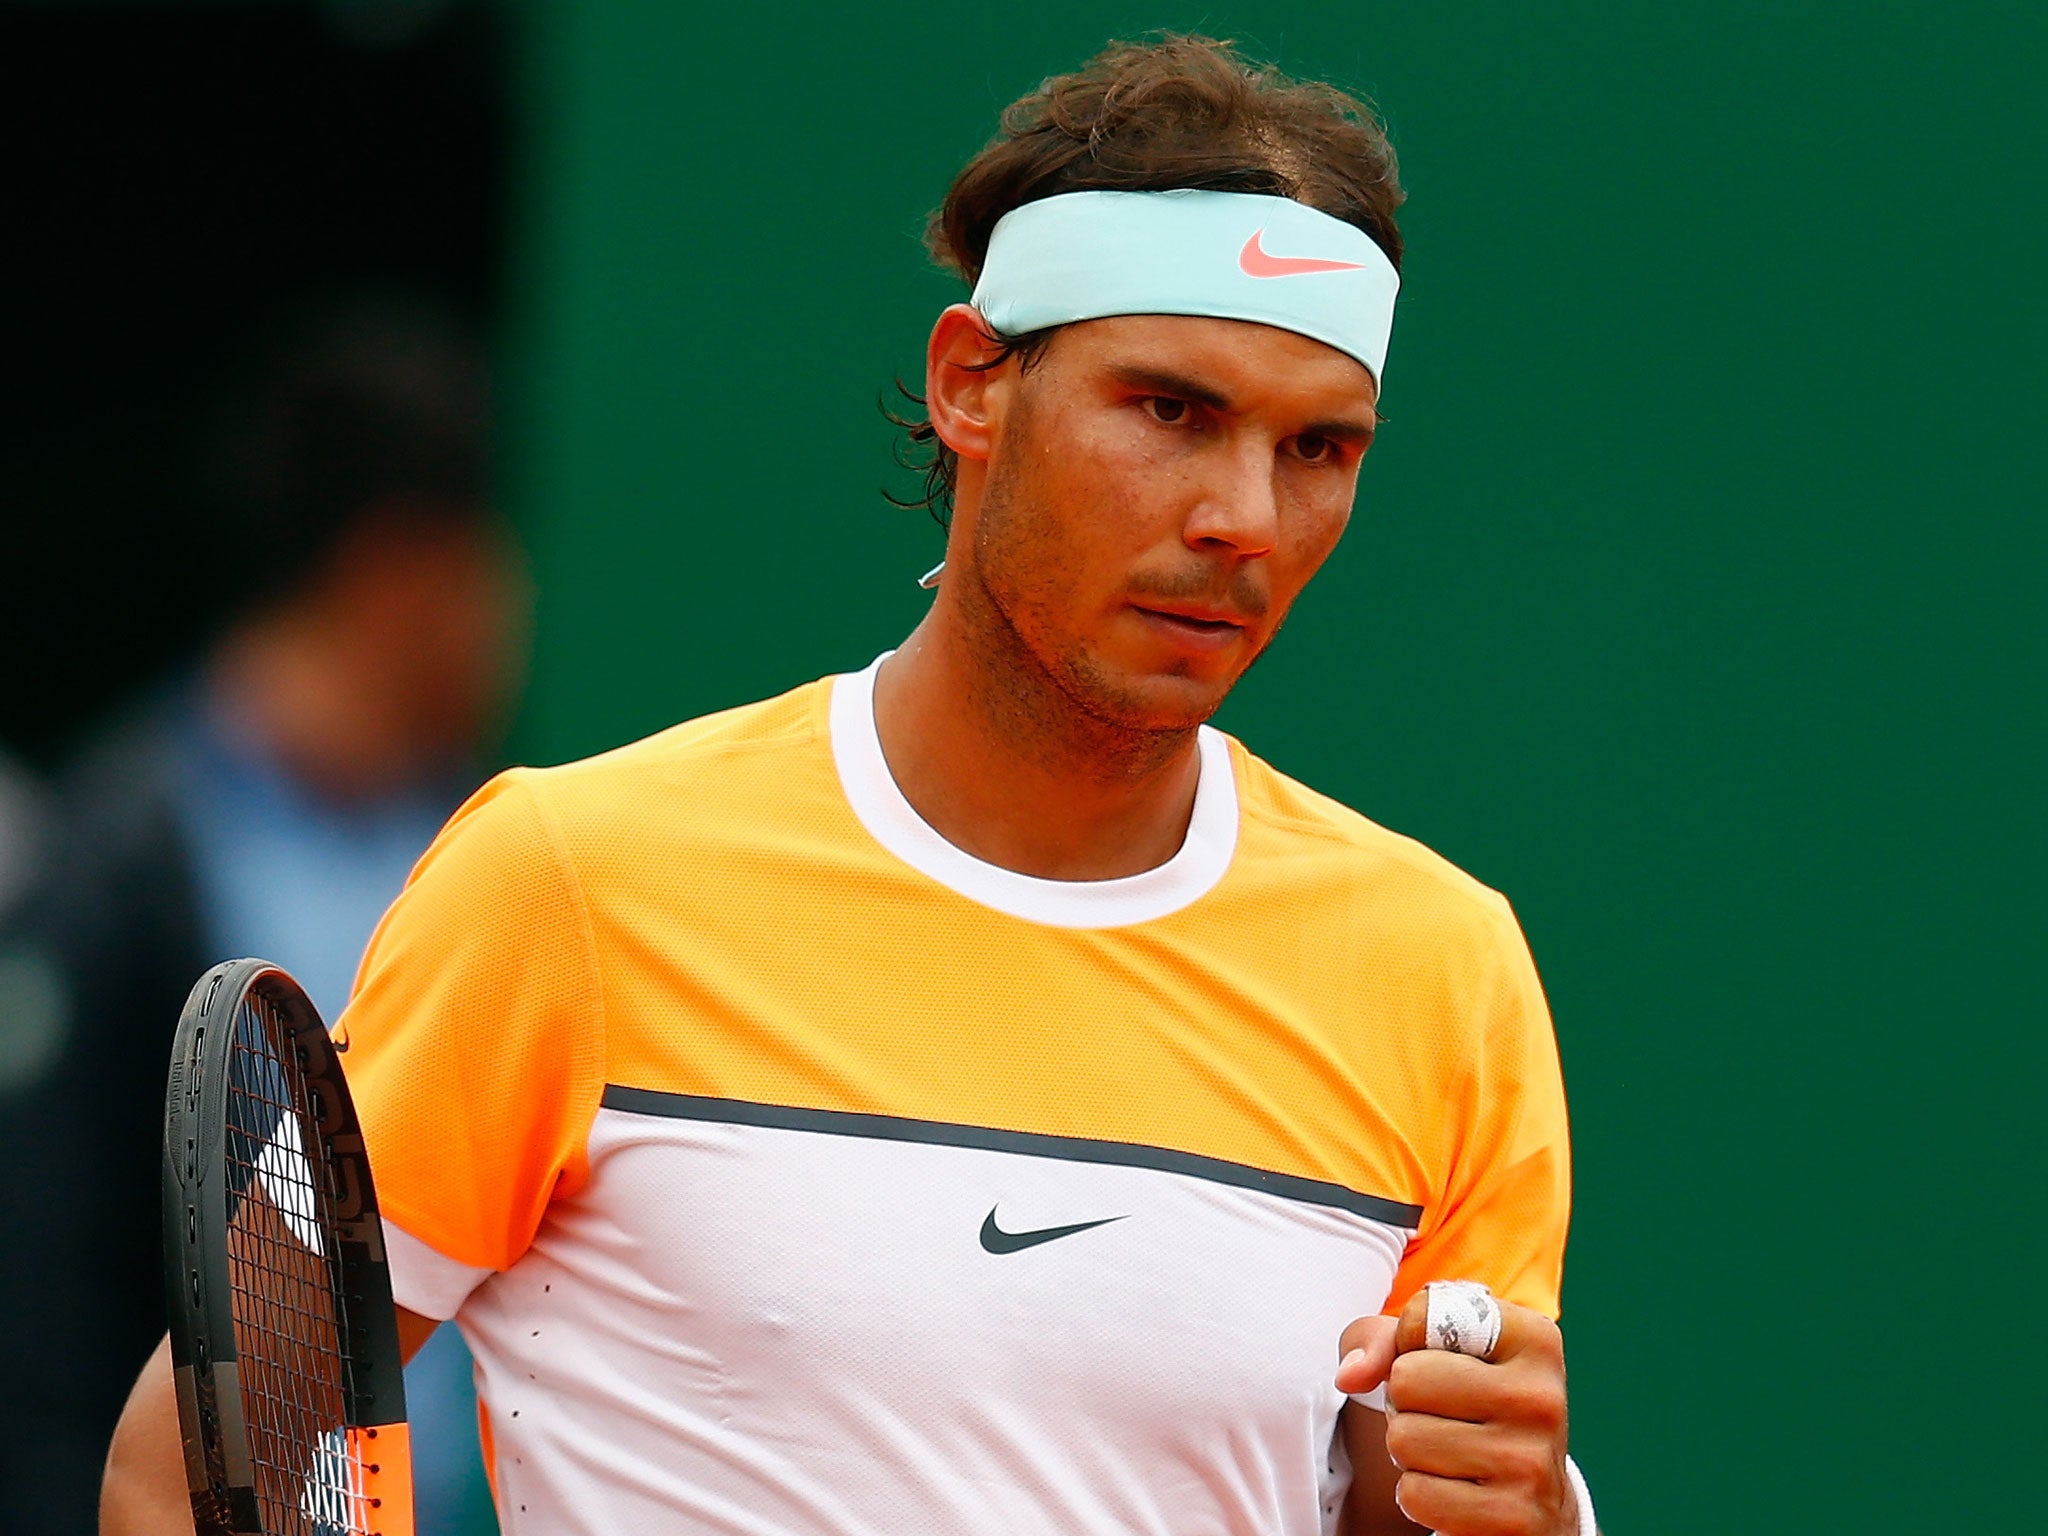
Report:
162,957,409,1535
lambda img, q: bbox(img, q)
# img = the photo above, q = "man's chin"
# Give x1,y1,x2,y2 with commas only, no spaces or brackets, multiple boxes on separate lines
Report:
1064,659,1234,737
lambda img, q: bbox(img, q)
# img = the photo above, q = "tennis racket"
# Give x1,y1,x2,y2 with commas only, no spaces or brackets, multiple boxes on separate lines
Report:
162,957,414,1536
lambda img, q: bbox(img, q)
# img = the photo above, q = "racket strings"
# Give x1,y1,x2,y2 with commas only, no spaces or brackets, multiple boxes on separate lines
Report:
223,994,376,1536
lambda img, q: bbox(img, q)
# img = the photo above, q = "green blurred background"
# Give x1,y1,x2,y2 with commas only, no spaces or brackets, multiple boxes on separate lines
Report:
505,3,2042,1530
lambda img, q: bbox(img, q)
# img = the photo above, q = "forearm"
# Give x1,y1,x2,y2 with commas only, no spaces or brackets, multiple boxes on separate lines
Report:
1340,1404,1429,1535
100,1336,195,1536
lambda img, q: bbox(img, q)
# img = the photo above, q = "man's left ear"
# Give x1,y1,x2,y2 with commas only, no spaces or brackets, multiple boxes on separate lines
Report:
924,303,1009,463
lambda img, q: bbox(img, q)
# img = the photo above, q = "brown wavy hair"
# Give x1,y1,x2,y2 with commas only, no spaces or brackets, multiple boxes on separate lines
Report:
893,33,1405,524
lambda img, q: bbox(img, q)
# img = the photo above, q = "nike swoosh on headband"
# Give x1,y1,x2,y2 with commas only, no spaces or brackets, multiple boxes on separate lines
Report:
1237,228,1367,278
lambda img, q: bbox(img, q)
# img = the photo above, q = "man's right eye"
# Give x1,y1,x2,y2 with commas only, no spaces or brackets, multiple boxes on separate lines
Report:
1145,397,1190,425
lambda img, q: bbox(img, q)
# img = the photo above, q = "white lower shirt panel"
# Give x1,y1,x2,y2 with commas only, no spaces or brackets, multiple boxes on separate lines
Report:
419,1103,1415,1536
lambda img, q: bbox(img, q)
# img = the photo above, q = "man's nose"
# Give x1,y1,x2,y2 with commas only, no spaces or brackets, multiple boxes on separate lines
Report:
1181,439,1280,558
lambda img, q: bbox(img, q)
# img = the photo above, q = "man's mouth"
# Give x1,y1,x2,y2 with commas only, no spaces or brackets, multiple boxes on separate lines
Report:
1129,604,1247,650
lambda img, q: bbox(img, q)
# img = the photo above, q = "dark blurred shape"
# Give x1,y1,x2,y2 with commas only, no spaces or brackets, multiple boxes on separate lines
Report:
0,292,523,1536
0,0,505,767
192,293,523,806
201,293,492,599
0,753,47,923
1,10,506,1519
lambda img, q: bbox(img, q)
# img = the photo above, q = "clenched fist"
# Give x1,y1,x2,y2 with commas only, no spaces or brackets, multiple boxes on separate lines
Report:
1334,1286,1587,1536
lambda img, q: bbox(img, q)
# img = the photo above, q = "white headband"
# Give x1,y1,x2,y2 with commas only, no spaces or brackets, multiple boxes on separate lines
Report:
968,189,1400,386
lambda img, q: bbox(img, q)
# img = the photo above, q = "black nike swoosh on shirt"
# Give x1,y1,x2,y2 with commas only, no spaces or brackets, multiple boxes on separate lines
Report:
979,1207,1127,1255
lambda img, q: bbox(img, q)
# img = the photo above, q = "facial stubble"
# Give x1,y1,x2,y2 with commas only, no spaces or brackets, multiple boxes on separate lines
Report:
960,403,1279,785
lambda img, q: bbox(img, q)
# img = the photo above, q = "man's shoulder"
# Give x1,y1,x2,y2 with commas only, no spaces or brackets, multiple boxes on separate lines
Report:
1222,734,1516,933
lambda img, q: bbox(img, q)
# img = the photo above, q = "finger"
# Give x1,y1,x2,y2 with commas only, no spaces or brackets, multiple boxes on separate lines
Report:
1393,1469,1499,1536
1334,1312,1398,1395
1393,1280,1499,1362
1395,1286,1562,1372
1387,1348,1568,1436
1385,1348,1494,1422
1483,1299,1562,1370
1382,1407,1513,1481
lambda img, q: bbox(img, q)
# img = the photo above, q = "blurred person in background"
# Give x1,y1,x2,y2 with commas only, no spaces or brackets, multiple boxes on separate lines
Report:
0,294,525,1536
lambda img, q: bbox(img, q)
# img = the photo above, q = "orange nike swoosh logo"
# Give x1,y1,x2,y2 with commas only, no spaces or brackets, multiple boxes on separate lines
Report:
1237,229,1367,278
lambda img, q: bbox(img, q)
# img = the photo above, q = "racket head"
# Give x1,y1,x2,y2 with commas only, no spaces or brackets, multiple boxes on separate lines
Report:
162,958,413,1536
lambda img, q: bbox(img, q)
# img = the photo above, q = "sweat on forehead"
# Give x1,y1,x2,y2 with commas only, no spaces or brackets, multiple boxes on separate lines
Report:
968,190,1400,391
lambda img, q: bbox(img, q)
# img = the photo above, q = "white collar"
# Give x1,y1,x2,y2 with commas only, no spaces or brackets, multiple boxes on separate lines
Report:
828,654,1238,928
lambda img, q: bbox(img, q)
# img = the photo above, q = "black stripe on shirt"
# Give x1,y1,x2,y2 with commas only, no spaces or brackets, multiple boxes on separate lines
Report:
599,1084,1424,1227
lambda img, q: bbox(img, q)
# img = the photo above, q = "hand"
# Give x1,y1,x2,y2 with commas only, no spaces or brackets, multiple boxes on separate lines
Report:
1335,1287,1579,1536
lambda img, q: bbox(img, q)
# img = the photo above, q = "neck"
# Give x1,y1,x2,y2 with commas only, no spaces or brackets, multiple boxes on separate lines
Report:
872,607,1204,883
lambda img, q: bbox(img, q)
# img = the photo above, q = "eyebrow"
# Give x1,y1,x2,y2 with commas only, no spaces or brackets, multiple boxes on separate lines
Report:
1105,362,1379,446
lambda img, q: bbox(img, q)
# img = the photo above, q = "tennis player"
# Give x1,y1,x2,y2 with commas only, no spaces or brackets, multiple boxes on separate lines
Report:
107,34,1598,1536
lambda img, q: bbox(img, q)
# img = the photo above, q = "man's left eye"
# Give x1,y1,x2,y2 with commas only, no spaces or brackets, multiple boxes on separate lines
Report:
1293,433,1333,463
1145,397,1190,425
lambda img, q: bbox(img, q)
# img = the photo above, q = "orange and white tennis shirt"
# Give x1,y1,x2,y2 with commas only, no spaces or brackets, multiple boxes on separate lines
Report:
339,656,1571,1536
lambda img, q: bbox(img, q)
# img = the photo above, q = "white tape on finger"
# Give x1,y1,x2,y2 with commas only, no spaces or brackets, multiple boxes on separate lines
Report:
1345,1281,1501,1413
1423,1279,1502,1361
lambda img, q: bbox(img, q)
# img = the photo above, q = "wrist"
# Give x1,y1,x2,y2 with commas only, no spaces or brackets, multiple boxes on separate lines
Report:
1563,1454,1597,1536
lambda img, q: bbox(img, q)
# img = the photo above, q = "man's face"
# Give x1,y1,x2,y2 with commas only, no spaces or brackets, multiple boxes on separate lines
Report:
956,313,1379,736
